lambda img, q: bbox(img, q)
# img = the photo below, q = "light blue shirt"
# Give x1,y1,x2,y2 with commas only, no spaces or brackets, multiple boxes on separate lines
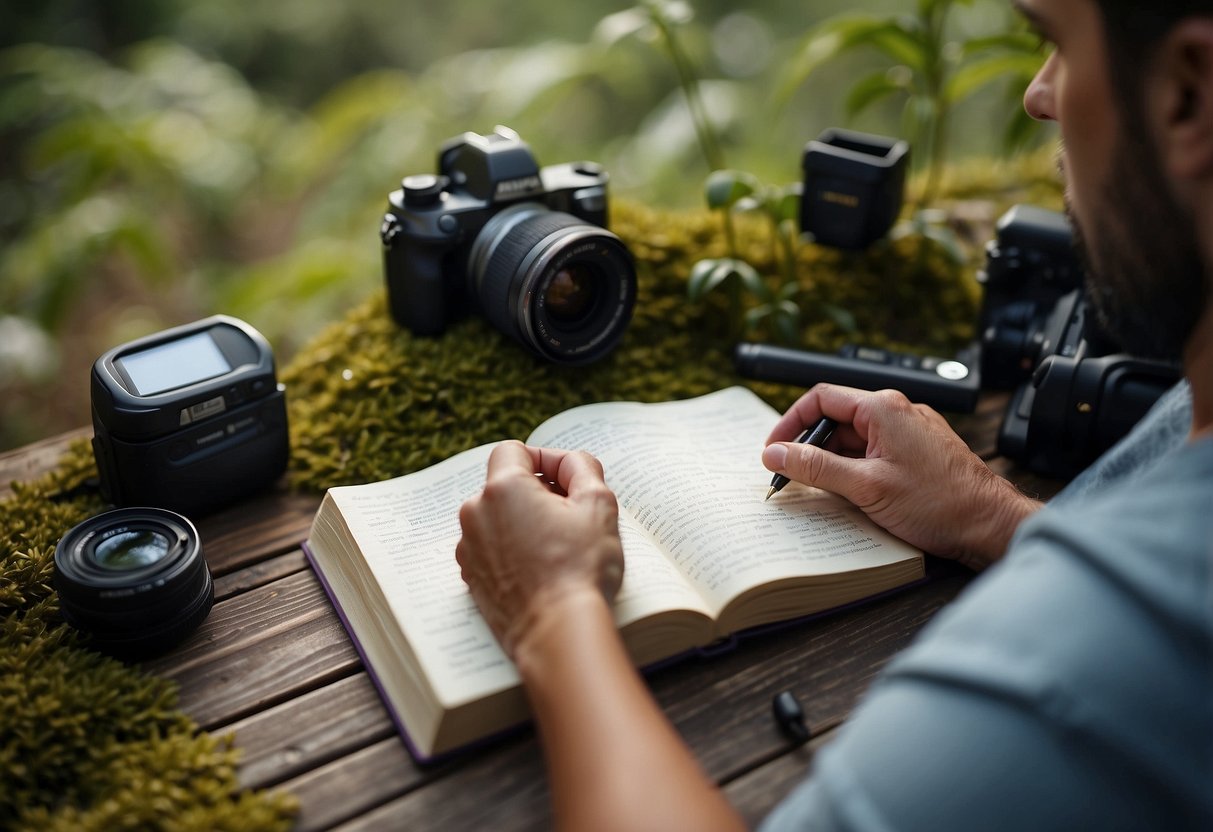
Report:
762,382,1213,831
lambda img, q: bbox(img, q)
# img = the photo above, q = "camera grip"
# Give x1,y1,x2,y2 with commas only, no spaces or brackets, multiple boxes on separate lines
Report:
385,244,448,336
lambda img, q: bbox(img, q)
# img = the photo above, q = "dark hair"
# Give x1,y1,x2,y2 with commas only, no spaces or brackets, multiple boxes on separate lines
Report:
1096,2,1213,92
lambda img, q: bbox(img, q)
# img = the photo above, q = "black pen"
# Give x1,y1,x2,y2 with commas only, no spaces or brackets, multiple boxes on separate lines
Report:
764,417,838,501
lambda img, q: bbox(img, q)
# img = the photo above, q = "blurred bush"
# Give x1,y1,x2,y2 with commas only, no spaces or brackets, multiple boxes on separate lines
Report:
0,0,1053,451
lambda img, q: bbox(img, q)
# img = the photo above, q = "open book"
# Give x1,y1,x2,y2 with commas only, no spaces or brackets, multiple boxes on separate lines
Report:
303,386,924,761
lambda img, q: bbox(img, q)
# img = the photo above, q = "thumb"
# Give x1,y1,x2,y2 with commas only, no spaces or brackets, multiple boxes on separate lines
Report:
763,442,867,499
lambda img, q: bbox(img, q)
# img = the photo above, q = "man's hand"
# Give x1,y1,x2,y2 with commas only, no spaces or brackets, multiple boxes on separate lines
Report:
456,441,625,657
762,384,1041,570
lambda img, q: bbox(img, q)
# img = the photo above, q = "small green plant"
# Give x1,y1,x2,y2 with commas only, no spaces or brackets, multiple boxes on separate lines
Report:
781,0,1045,209
604,2,818,343
689,170,817,344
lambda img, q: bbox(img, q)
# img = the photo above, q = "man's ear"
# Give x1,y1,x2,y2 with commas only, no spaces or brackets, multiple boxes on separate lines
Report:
1155,18,1213,180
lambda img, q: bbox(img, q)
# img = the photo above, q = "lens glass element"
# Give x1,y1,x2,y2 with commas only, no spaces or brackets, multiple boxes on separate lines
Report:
544,264,599,325
93,529,171,571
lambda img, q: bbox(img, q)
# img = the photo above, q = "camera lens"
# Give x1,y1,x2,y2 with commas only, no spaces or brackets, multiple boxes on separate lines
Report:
469,203,636,365
54,507,213,658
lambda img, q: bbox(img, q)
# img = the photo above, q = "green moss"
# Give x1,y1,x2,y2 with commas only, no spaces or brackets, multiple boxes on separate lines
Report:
0,444,297,831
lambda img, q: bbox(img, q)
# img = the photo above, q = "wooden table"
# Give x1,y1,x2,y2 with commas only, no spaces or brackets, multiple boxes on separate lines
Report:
0,391,1063,831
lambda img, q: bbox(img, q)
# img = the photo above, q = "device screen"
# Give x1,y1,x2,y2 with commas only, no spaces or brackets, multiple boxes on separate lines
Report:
117,332,232,396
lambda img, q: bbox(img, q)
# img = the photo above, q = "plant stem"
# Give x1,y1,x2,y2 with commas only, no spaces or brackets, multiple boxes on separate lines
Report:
918,0,952,208
648,5,726,171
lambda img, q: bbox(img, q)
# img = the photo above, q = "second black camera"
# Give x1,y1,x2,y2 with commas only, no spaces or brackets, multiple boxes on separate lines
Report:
380,127,637,365
978,206,1181,477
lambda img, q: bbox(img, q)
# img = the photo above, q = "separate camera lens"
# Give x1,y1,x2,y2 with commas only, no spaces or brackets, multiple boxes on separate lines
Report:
54,507,213,658
469,203,636,365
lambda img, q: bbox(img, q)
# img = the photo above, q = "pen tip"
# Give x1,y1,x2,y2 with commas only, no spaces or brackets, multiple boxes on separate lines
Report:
764,486,776,502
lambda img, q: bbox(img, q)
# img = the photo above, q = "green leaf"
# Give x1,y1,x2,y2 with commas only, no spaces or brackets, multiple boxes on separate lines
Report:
687,258,723,302
845,69,907,117
744,304,771,332
822,302,859,333
779,16,926,104
704,170,758,210
593,8,654,46
777,282,801,302
687,258,766,302
944,53,1045,104
865,25,928,72
961,31,1042,56
919,0,973,13
729,259,769,300
920,222,966,265
773,302,802,344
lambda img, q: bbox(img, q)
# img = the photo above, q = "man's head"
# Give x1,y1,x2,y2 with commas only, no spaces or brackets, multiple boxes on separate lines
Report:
1019,0,1213,361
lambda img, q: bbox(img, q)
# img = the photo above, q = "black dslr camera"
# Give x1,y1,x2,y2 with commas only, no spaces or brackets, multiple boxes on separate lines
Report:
979,206,1181,478
380,126,637,365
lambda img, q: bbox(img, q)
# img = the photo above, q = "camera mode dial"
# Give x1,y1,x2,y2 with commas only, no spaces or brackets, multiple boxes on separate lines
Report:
402,174,447,207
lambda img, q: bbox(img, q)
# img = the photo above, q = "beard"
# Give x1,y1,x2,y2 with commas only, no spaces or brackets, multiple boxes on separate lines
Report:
1065,122,1207,362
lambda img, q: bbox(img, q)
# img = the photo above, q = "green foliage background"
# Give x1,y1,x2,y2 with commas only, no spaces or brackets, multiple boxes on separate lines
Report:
0,0,1054,451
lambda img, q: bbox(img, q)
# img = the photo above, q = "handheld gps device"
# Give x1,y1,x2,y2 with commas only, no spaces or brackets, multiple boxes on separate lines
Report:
91,315,289,516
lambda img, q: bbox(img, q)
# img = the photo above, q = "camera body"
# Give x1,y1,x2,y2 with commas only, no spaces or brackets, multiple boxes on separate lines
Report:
381,126,636,365
995,289,1180,478
977,204,1086,389
91,315,289,516
980,206,1180,477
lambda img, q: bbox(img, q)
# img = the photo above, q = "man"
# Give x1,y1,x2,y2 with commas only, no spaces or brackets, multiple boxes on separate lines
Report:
455,1,1213,828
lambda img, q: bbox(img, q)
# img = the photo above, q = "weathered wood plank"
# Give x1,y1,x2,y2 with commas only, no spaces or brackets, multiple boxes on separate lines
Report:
651,567,970,780
147,569,360,728
195,490,321,576
280,736,461,832
0,427,90,497
212,549,310,603
724,732,827,827
223,673,399,791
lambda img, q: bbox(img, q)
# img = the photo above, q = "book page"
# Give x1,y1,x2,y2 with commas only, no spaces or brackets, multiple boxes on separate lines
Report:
528,387,920,618
329,444,516,707
327,441,714,706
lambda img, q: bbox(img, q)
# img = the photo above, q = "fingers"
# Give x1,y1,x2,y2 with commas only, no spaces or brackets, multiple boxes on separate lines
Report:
485,440,608,498
766,384,870,444
763,440,869,500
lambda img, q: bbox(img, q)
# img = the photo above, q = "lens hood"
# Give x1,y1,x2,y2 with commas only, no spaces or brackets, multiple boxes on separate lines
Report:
54,506,213,658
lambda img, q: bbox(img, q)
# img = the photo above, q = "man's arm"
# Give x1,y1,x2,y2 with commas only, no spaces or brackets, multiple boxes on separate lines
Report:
763,384,1042,570
457,441,745,832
